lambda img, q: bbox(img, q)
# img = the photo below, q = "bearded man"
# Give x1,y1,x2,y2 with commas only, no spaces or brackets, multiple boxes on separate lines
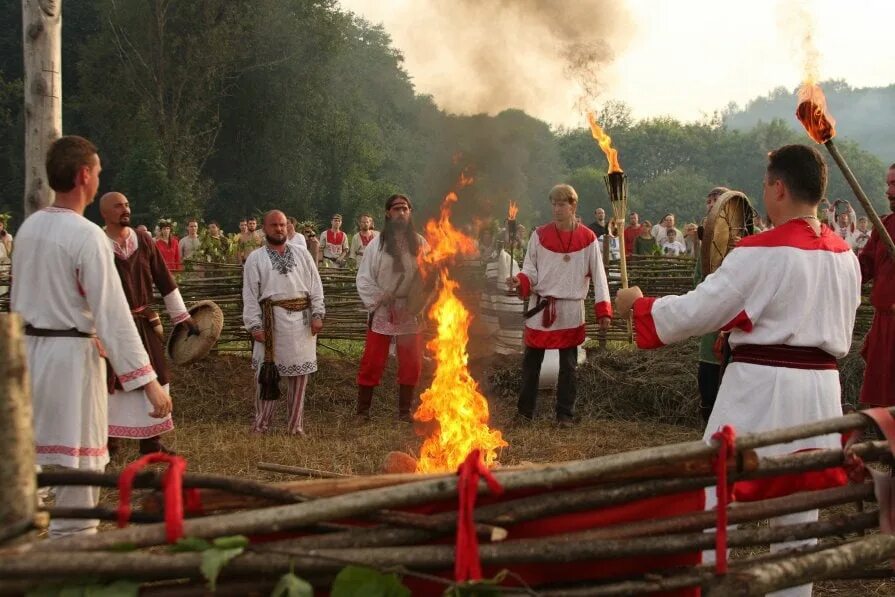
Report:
243,210,325,434
349,213,379,265
355,195,429,421
858,164,895,408
100,192,198,455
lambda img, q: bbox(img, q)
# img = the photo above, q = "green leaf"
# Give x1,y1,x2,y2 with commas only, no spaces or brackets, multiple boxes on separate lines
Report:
270,572,313,597
211,535,250,550
108,542,139,553
169,536,212,552
330,566,411,597
200,547,244,591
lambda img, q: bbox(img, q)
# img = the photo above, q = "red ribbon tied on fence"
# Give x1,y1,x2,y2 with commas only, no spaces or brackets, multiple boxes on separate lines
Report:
117,452,203,543
711,425,736,574
455,449,505,582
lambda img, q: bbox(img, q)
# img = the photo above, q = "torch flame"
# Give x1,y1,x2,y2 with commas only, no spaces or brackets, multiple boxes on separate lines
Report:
795,81,836,144
587,112,623,174
415,172,507,473
508,201,519,220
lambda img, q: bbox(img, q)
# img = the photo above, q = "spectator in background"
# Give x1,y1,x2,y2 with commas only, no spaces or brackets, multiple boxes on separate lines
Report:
237,219,261,263
349,213,379,265
683,223,699,257
661,228,687,256
135,224,149,234
303,225,321,267
698,187,729,243
588,207,608,238
179,219,201,263
320,214,350,268
853,216,871,253
828,200,858,249
752,214,768,233
286,216,307,250
0,215,12,265
651,213,682,245
155,219,181,271
634,220,658,255
623,212,642,256
205,220,230,262
246,216,264,244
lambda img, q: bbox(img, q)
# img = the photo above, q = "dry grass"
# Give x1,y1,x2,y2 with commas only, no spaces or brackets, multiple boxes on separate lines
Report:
97,349,889,596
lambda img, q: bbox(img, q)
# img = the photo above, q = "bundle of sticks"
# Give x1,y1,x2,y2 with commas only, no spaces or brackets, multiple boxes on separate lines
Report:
2,409,895,596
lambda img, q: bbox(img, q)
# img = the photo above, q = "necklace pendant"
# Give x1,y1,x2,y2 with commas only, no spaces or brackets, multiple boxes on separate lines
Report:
563,254,571,262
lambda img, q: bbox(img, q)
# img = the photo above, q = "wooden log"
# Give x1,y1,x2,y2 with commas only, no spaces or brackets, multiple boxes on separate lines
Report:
705,533,895,596
257,462,350,478
0,314,37,545
22,0,62,215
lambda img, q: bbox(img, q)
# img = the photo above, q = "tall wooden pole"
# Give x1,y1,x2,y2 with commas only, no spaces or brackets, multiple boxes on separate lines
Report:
0,313,37,544
22,0,63,216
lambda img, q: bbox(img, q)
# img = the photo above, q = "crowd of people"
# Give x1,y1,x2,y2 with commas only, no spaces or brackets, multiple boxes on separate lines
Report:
6,133,894,597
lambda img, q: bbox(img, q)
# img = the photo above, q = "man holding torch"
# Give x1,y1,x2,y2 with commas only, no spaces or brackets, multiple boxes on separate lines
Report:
857,164,895,408
507,184,612,427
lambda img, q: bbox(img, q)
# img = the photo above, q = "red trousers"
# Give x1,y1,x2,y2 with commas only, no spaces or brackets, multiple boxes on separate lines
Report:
357,330,423,387
860,311,895,407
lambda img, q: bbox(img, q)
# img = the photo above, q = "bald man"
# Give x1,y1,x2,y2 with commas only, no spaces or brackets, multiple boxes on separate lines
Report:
100,192,197,455
242,210,325,434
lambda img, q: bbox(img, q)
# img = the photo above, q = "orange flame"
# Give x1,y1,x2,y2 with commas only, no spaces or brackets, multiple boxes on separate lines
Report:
795,81,836,144
415,172,507,473
587,112,623,174
508,201,519,220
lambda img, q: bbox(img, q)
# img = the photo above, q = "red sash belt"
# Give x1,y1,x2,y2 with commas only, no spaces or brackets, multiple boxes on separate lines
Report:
731,344,837,370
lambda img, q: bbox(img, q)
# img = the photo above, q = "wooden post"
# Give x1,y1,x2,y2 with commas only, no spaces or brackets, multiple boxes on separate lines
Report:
22,0,63,216
0,313,37,544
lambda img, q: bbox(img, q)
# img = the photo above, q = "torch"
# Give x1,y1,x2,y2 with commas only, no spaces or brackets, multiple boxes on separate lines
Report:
588,112,631,338
506,201,519,294
795,83,895,258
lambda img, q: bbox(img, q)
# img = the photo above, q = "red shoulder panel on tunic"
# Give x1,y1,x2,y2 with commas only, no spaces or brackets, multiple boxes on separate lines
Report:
736,220,851,252
536,223,596,253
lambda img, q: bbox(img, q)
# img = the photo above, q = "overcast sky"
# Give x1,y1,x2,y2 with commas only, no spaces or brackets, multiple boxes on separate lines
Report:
337,0,895,127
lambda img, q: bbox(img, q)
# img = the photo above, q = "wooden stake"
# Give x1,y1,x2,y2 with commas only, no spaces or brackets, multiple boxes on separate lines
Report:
0,314,38,545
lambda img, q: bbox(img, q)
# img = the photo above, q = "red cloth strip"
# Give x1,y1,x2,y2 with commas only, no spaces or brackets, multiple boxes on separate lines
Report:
731,344,837,370
455,449,505,582
117,453,202,543
712,425,736,575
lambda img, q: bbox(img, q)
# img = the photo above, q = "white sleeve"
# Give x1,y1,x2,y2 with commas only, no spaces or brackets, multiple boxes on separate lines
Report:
242,253,263,333
78,230,156,391
349,235,360,261
163,289,190,325
356,237,385,311
519,232,539,288
588,238,611,315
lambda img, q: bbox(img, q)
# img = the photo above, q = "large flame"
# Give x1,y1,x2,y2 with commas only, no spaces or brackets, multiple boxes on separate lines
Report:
508,201,519,220
796,81,836,144
415,175,507,473
587,112,623,174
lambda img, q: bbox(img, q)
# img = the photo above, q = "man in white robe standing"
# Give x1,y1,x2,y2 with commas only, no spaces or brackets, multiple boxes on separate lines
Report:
100,192,198,455
11,136,172,537
506,184,612,427
243,210,325,435
616,144,861,597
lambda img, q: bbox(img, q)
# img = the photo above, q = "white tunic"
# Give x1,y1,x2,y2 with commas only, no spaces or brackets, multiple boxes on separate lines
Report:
243,244,325,375
632,221,861,458
11,208,156,469
349,230,379,262
108,230,189,439
355,234,429,336
517,223,612,349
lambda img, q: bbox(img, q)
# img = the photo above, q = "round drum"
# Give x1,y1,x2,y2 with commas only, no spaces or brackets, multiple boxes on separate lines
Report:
701,190,757,275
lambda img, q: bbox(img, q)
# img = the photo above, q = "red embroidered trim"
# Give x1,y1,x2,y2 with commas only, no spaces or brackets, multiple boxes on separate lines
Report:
737,220,851,253
721,309,753,333
170,312,190,325
43,207,77,214
326,230,345,245
595,300,612,319
37,444,108,457
109,420,174,439
524,325,585,349
632,297,664,349
535,223,595,253
118,364,154,384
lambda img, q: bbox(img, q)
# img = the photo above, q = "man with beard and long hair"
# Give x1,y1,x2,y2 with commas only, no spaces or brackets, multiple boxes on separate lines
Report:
100,192,198,455
857,163,895,408
243,210,325,434
348,213,379,266
355,194,429,421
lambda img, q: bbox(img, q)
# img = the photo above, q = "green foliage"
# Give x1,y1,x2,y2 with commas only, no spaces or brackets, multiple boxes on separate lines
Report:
330,566,411,597
270,571,314,597
168,535,249,591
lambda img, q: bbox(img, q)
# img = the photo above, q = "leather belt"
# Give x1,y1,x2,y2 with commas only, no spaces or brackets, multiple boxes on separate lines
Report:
731,344,837,370
24,324,95,339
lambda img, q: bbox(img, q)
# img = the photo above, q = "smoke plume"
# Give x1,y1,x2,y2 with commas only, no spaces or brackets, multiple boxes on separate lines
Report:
777,0,821,83
344,0,633,123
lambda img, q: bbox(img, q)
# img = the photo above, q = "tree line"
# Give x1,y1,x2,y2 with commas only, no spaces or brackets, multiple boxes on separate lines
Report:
0,1,887,234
